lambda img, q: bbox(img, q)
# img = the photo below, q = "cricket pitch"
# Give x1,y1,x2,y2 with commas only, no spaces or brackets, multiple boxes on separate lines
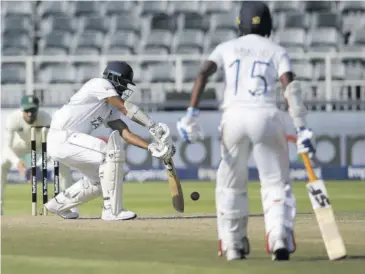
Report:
1,181,365,274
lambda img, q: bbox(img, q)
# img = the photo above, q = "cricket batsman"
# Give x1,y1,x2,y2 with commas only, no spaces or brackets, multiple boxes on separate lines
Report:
1,95,74,217
44,61,175,221
177,1,316,261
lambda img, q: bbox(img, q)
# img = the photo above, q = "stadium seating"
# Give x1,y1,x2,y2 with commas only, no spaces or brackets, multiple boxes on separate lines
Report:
283,13,310,30
146,63,175,83
38,31,73,55
74,1,102,17
170,0,200,15
141,1,168,16
106,30,139,54
143,30,173,54
1,64,26,84
292,61,313,81
73,31,104,55
275,29,307,53
37,64,77,84
210,11,237,31
40,16,77,35
2,1,33,18
1,1,365,109
105,1,137,16
201,1,233,15
114,14,141,33
174,30,205,54
182,62,201,82
271,1,303,13
2,33,33,56
183,13,210,32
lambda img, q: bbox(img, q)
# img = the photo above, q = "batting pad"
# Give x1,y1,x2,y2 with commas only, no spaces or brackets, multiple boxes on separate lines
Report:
102,130,125,216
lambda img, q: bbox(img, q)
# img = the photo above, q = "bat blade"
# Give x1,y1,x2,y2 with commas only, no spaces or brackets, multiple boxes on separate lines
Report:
164,158,184,213
306,180,347,260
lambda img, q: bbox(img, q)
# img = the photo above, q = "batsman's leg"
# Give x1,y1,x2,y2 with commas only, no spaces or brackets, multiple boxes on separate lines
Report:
45,130,106,219
99,130,136,221
59,162,73,192
46,176,101,216
216,123,251,261
59,162,79,215
251,112,296,261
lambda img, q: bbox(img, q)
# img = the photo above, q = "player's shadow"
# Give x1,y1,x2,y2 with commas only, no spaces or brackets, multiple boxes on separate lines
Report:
295,256,328,261
78,217,102,220
296,255,365,262
346,255,365,260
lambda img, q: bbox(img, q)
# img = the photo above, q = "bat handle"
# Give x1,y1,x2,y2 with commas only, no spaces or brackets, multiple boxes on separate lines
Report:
301,153,317,182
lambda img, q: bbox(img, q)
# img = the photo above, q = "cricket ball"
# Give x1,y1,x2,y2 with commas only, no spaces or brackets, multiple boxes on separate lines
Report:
190,191,200,201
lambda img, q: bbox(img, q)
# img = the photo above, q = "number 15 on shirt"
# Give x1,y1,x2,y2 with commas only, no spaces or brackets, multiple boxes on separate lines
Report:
230,59,269,96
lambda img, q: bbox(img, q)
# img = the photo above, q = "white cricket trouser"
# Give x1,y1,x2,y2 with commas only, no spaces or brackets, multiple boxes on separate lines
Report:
1,136,72,213
216,106,296,253
47,129,106,185
46,129,128,215
46,129,109,212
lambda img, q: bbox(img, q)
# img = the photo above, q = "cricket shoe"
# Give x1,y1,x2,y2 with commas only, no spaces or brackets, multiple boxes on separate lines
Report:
101,208,137,221
45,198,79,219
271,239,290,261
221,237,250,261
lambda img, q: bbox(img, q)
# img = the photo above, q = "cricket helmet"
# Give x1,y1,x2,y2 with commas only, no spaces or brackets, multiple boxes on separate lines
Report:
102,61,136,100
237,1,272,37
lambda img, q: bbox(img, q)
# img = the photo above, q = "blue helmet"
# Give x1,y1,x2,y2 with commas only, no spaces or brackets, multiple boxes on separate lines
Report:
102,61,136,99
237,1,272,37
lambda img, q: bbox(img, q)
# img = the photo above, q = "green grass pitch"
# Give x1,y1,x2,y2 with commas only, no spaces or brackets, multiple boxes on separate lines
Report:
2,181,365,274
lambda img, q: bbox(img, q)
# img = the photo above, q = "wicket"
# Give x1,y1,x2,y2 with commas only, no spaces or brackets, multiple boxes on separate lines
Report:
30,126,60,216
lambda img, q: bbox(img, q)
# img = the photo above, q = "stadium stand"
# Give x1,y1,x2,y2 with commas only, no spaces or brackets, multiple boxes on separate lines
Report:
1,1,365,111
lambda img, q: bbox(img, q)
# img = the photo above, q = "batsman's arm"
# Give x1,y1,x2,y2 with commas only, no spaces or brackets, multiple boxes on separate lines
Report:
107,96,156,129
107,119,149,150
279,52,308,129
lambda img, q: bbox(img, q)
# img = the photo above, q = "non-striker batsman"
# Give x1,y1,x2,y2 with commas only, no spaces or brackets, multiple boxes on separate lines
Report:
177,1,316,261
44,61,175,221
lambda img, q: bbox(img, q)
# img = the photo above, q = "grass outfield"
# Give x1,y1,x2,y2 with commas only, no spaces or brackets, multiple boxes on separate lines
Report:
2,181,365,274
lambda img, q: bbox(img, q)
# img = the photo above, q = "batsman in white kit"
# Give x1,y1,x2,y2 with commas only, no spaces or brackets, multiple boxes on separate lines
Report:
177,1,315,261
45,61,175,221
1,95,74,217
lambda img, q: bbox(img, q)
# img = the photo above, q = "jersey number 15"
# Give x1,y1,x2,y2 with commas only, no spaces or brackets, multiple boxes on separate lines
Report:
229,59,269,96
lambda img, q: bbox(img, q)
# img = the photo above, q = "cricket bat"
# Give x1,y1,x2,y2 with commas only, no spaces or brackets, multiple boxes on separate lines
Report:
163,158,184,213
301,153,347,261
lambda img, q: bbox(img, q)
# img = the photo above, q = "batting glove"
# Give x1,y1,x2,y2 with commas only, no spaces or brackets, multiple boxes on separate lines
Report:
176,107,204,143
148,143,176,161
296,127,316,158
149,123,172,146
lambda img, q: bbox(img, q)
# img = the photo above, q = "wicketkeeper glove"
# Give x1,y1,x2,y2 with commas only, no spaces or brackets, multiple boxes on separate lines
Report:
176,107,204,143
296,127,316,158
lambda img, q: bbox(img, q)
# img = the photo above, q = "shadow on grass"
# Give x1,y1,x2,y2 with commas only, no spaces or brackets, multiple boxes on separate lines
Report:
294,255,365,262
346,255,365,260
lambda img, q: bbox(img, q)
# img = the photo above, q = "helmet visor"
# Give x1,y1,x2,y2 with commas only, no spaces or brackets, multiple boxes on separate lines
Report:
110,74,134,101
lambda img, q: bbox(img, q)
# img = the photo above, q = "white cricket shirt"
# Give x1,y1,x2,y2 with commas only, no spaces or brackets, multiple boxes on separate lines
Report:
208,34,292,109
50,78,123,134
